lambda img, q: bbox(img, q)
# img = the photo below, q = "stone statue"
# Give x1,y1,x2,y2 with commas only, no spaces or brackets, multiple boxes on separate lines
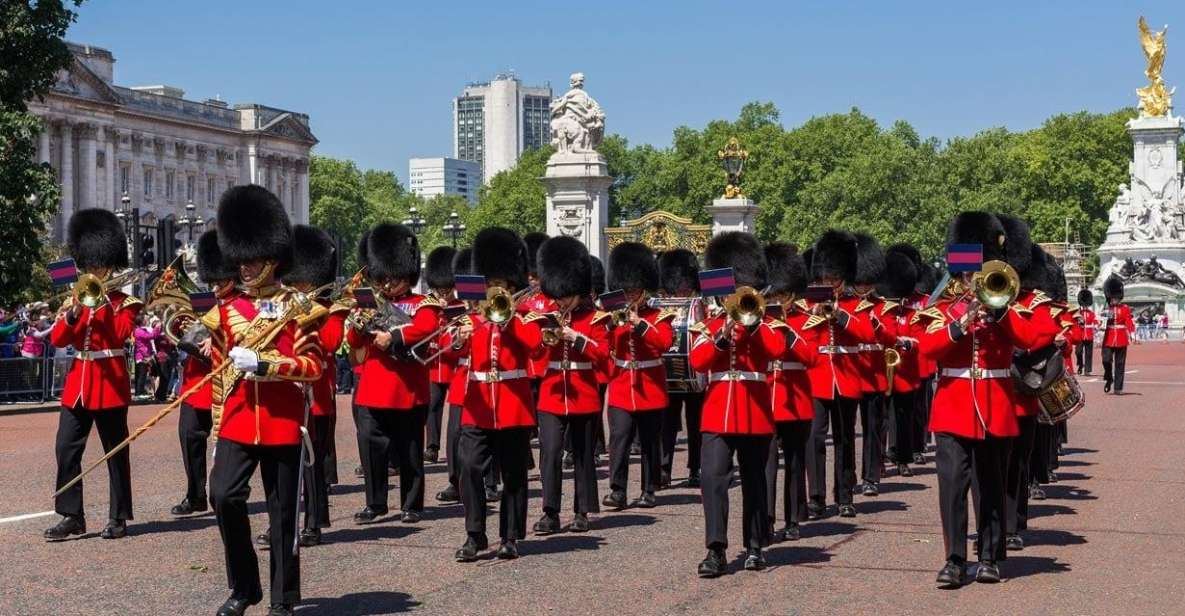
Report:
550,72,605,154
1137,16,1174,117
1130,176,1181,241
1117,255,1185,288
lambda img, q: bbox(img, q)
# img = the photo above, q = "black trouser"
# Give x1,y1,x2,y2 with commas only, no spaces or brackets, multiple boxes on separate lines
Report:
661,391,703,478
54,405,133,520
702,432,770,550
302,415,332,530
913,377,934,450
134,362,150,396
807,396,858,506
595,385,608,455
445,404,500,491
538,412,599,515
1031,422,1055,485
323,413,338,485
425,382,448,454
154,355,177,401
859,392,887,484
889,390,918,464
1102,346,1128,391
1005,415,1037,535
358,405,426,513
177,403,212,504
458,425,530,541
351,392,367,478
210,439,301,606
1075,340,1094,374
608,407,663,495
765,420,811,526
936,432,1008,565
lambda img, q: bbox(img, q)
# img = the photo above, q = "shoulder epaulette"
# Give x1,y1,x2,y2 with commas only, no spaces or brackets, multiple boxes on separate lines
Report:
765,319,788,330
802,315,827,330
521,311,546,324
119,294,143,309
855,298,875,313
591,311,612,325
417,295,446,309
1028,291,1051,308
925,319,947,335
879,300,899,314
1011,302,1033,316
688,321,709,336
793,298,811,312
200,306,221,331
911,306,945,325
654,308,678,323
1049,306,1064,318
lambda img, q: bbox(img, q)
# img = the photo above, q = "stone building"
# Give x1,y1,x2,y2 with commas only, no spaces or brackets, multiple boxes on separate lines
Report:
453,73,551,182
28,43,317,242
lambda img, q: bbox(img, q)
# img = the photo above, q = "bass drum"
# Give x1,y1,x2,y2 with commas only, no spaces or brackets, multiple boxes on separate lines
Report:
1036,373,1085,425
649,296,707,393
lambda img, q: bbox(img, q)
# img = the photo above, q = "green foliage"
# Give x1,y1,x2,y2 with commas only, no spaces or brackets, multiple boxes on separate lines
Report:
467,145,552,237
0,1,82,111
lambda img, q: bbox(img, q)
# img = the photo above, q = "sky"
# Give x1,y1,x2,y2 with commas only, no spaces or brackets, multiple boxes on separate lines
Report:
67,1,1185,184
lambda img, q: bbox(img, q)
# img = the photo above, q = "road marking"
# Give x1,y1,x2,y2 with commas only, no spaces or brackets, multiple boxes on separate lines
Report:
1126,369,1139,374
0,511,55,524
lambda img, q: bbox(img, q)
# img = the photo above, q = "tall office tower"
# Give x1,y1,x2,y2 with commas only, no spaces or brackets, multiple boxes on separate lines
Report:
453,73,551,182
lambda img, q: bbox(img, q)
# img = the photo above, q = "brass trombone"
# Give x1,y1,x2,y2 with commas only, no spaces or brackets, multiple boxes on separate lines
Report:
971,260,1020,310
55,269,148,311
723,286,766,327
884,347,901,394
480,286,531,325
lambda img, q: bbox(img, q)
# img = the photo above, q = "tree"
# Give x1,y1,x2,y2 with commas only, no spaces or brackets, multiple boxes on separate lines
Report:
469,145,552,237
308,154,367,272
0,0,82,306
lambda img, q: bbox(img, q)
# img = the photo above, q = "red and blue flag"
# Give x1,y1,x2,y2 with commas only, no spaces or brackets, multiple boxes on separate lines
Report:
698,268,737,297
454,275,488,301
49,259,79,286
946,244,984,273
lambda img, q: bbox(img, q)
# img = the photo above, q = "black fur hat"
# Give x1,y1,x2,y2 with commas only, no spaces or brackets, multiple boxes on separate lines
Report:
1048,261,1068,303
590,255,606,296
424,246,457,290
539,236,591,299
67,208,128,271
608,241,660,291
948,211,1006,263
452,247,474,277
1077,288,1094,307
765,242,807,296
704,232,767,289
283,225,337,288
216,185,292,268
363,223,420,286
916,261,937,295
1103,274,1124,301
1020,246,1049,291
811,230,858,283
880,244,920,299
523,232,549,275
996,213,1034,275
659,249,700,295
853,233,885,286
196,230,237,284
472,227,528,291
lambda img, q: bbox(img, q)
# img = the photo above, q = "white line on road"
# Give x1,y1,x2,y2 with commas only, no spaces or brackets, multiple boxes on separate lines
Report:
0,511,55,524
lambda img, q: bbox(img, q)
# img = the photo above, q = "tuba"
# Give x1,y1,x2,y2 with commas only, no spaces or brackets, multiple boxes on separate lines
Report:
148,257,201,343
971,260,1019,310
723,286,766,327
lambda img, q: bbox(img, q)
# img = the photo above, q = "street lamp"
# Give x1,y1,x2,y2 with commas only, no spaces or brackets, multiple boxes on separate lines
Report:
716,136,749,199
402,206,426,235
443,211,466,248
179,199,204,243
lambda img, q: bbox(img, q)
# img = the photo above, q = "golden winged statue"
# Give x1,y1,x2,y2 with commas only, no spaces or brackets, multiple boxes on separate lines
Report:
1137,16,1173,117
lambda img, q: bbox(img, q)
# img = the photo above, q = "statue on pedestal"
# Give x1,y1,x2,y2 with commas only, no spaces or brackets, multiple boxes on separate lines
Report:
550,72,605,154
1137,16,1174,117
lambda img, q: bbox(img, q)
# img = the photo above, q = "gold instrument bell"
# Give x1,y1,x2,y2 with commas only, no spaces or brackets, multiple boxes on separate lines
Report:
884,347,901,394
481,286,515,325
972,260,1020,310
724,286,765,327
72,273,107,308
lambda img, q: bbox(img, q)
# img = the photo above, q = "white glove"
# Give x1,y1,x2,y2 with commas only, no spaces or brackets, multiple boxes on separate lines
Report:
229,346,260,372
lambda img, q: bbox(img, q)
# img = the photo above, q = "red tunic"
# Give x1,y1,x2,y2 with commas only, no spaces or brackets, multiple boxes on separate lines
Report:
886,302,923,394
519,289,556,379
181,355,213,410
427,299,466,384
50,291,142,410
1101,303,1134,348
1080,308,1098,341
1054,305,1083,371
536,307,611,415
907,293,938,379
459,312,545,429
690,315,788,435
768,306,819,422
347,294,443,410
1013,290,1062,418
606,305,676,411
802,296,876,400
309,305,347,416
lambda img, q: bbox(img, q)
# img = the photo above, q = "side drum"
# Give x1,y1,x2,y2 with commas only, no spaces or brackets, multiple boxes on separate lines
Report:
1036,373,1085,425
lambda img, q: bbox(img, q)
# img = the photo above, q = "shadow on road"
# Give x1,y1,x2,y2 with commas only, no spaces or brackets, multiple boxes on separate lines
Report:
299,591,420,615
132,515,218,536
595,513,657,530
857,500,908,514
877,481,927,494
524,534,606,555
764,544,832,568
1060,447,1098,455
1025,528,1087,547
1027,503,1077,519
1005,555,1071,579
322,525,423,544
1056,459,1093,467
1042,484,1097,501
802,521,857,538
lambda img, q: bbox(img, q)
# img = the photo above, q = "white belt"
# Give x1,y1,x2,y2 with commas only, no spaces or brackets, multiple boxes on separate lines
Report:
244,374,283,382
818,345,861,354
941,368,1011,379
469,369,527,383
858,344,883,352
77,349,125,360
548,361,593,371
708,370,764,382
1107,325,1127,329
769,361,806,371
457,358,469,367
614,358,664,370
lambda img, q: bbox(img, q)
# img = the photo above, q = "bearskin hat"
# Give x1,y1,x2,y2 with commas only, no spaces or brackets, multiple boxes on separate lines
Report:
880,244,920,299
216,185,292,268
608,241,660,291
283,225,337,288
996,213,1034,275
590,255,606,296
948,211,1006,264
1020,246,1049,291
538,236,591,299
1077,288,1094,307
362,223,420,286
523,231,549,275
1047,261,1068,303
853,233,885,286
196,229,237,284
67,208,128,271
472,227,528,291
704,232,767,289
811,230,858,283
659,249,700,295
1103,274,1124,301
765,242,807,296
452,247,475,277
916,261,937,295
424,246,457,290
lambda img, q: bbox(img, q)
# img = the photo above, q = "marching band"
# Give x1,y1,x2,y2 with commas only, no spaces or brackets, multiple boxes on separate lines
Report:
42,186,1109,613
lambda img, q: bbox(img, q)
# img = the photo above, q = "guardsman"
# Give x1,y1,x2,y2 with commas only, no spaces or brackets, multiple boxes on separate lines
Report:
803,230,875,519
589,255,610,466
852,233,892,497
423,246,461,464
1075,288,1097,375
347,224,442,525
532,237,610,535
1043,264,1078,483
45,209,143,541
690,232,788,576
880,244,923,478
657,248,705,488
521,231,553,383
602,242,675,510
452,228,546,562
911,257,939,466
1100,274,1133,394
762,242,818,543
208,186,323,616
170,230,238,518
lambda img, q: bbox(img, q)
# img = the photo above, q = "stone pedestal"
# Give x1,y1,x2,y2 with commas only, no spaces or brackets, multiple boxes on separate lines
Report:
710,197,758,236
543,151,612,262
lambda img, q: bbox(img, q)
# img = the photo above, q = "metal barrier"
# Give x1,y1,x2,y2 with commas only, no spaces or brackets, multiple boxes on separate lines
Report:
0,343,135,404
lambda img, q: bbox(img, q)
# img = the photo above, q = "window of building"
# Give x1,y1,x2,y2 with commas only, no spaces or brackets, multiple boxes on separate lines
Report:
186,175,195,202
120,165,130,195
144,168,154,199
165,170,175,199
207,178,216,205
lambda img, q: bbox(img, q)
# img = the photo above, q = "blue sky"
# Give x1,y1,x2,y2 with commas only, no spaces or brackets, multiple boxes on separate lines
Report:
68,2,1185,183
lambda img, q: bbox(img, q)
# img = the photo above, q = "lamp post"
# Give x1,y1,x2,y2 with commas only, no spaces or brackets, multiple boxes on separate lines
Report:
180,199,204,243
443,211,466,248
402,206,426,236
716,137,749,199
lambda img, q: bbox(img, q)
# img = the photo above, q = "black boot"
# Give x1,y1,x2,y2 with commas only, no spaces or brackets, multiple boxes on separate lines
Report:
1005,533,1024,551
686,470,701,487
697,548,727,578
484,486,501,502
743,548,766,571
455,534,488,562
215,591,262,616
255,532,270,548
602,490,627,510
299,528,322,547
631,492,657,509
100,519,127,539
570,513,590,532
171,497,209,516
936,560,966,589
436,484,461,503
43,515,85,541
266,603,295,616
353,506,388,524
976,561,1002,583
496,539,519,559
533,512,561,535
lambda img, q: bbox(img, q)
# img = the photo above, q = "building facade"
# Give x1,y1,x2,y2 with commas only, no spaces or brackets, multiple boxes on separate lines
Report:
28,43,317,242
453,73,551,182
408,157,481,203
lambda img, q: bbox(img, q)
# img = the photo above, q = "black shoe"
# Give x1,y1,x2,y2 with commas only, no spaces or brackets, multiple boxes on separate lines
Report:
496,540,519,559
697,548,727,578
743,548,766,571
659,471,672,490
594,453,607,468
454,535,488,562
602,490,627,510
631,492,657,509
838,504,856,518
533,513,562,535
570,513,590,533
387,466,398,476
1104,380,1112,393
862,482,879,497
216,593,262,616
913,453,926,465
562,451,574,470
527,454,535,471
1005,534,1024,551
255,532,270,549
782,523,801,542
1048,472,1059,484
354,465,364,478
630,442,641,456
171,497,208,516
100,519,127,539
1029,484,1046,501
267,603,295,616
43,515,86,541
299,528,321,547
897,463,913,477
686,470,700,487
806,501,825,520
424,447,439,464
436,484,461,503
402,510,421,524
484,487,501,503
976,561,1002,583
770,524,786,544
353,506,387,524
936,561,966,589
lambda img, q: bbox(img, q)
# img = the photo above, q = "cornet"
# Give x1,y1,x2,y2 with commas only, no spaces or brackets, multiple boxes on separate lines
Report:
723,286,766,327
971,260,1020,310
480,286,531,325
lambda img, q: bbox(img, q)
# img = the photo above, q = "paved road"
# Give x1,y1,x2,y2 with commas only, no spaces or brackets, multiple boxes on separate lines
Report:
2,343,1184,615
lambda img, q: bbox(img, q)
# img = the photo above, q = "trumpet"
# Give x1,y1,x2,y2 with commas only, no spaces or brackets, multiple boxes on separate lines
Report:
723,286,766,327
884,347,901,394
541,306,574,346
479,286,530,325
56,268,148,312
971,260,1020,310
